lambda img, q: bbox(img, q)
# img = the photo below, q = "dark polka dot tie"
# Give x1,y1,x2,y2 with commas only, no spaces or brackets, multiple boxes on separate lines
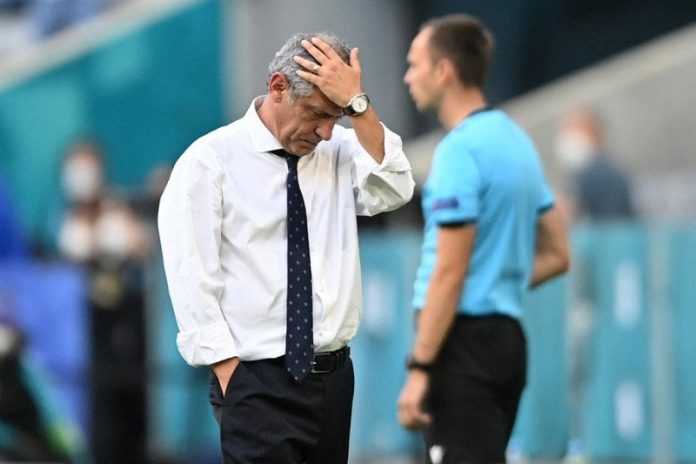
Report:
281,151,314,382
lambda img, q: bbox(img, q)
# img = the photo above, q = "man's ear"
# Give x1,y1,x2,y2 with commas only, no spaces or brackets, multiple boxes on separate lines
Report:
268,72,289,102
435,58,454,85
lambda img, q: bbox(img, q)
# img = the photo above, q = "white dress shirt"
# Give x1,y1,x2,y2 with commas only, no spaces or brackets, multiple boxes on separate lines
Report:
158,98,414,366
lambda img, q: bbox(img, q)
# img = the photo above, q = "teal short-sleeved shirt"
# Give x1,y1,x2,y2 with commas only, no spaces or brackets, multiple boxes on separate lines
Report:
412,109,554,319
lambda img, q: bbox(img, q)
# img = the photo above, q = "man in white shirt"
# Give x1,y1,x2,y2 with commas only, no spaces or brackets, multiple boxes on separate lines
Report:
158,32,414,463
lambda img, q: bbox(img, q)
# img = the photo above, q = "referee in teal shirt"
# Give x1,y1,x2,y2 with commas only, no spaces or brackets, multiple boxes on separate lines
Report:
399,14,570,463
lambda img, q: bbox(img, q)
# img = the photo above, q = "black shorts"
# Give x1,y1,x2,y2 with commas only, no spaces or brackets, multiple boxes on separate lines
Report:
424,314,527,464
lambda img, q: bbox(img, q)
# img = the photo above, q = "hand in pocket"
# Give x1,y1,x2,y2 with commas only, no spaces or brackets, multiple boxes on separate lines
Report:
212,357,240,397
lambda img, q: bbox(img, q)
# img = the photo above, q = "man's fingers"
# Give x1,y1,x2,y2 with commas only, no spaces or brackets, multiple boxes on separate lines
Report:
350,47,361,71
310,37,340,60
398,407,414,428
415,410,432,426
406,405,431,427
398,408,430,430
398,399,431,430
295,69,318,84
301,39,329,64
294,55,321,74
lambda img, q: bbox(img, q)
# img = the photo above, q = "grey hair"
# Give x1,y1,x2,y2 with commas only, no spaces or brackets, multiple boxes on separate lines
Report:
268,32,351,100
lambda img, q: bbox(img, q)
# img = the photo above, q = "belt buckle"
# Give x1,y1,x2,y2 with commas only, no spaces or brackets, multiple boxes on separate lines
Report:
310,365,331,374
310,354,333,374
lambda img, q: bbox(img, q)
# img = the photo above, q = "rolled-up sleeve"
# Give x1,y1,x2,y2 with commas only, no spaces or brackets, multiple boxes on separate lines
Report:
157,145,237,366
351,123,415,216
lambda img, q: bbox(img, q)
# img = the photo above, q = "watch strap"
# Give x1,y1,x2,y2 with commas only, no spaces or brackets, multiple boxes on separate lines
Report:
406,354,433,372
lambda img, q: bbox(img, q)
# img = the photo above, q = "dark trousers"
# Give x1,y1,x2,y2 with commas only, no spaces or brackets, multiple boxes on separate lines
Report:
209,351,354,464
424,314,527,464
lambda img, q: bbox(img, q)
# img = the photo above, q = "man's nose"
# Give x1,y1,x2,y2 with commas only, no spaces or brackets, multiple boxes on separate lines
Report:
315,120,335,141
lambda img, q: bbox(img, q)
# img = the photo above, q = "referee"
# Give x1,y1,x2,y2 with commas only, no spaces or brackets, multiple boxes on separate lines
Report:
399,14,570,463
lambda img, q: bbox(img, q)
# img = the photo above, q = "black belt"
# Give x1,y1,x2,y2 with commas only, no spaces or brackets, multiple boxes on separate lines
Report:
270,346,350,374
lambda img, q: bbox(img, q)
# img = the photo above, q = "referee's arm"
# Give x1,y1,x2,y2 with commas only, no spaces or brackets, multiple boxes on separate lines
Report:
530,206,570,288
398,223,475,429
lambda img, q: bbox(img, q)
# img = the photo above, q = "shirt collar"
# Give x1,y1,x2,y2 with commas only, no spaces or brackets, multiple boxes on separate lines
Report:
243,96,284,154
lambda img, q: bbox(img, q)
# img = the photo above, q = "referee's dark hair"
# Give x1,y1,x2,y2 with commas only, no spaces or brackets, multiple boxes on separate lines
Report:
422,14,495,88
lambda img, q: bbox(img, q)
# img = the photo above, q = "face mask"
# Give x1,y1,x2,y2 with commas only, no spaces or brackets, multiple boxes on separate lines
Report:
95,207,141,259
58,214,96,261
62,159,103,202
554,130,596,171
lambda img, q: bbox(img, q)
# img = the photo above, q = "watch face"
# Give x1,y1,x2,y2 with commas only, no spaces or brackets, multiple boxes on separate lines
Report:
352,95,368,113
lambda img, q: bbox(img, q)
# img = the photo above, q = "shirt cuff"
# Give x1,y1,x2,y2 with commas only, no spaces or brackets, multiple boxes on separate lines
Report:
372,123,411,172
176,320,237,367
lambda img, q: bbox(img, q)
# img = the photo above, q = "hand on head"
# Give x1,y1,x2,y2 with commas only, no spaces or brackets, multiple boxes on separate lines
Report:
293,37,363,108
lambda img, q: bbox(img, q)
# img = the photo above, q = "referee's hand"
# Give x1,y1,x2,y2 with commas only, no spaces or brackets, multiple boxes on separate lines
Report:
397,370,432,429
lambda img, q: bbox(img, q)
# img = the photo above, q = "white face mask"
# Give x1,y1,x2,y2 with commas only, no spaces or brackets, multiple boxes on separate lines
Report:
58,214,96,262
62,158,103,203
95,207,141,259
554,130,596,171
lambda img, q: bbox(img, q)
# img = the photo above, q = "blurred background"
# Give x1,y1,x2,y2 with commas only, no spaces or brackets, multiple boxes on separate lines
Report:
1,0,695,462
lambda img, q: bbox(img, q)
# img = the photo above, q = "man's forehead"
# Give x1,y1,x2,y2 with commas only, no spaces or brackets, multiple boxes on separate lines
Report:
299,92,343,117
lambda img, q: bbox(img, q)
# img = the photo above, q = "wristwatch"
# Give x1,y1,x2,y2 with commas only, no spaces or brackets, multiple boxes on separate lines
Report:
343,93,370,117
406,354,433,373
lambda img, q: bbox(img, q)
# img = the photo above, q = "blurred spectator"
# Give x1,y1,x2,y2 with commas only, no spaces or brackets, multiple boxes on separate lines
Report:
56,139,150,463
87,197,149,464
56,139,149,260
0,299,72,462
56,140,105,262
555,107,635,221
554,107,635,463
0,173,71,461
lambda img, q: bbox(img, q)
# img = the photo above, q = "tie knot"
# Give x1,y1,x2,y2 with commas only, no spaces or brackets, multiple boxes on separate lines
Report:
285,154,299,171
270,149,299,171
